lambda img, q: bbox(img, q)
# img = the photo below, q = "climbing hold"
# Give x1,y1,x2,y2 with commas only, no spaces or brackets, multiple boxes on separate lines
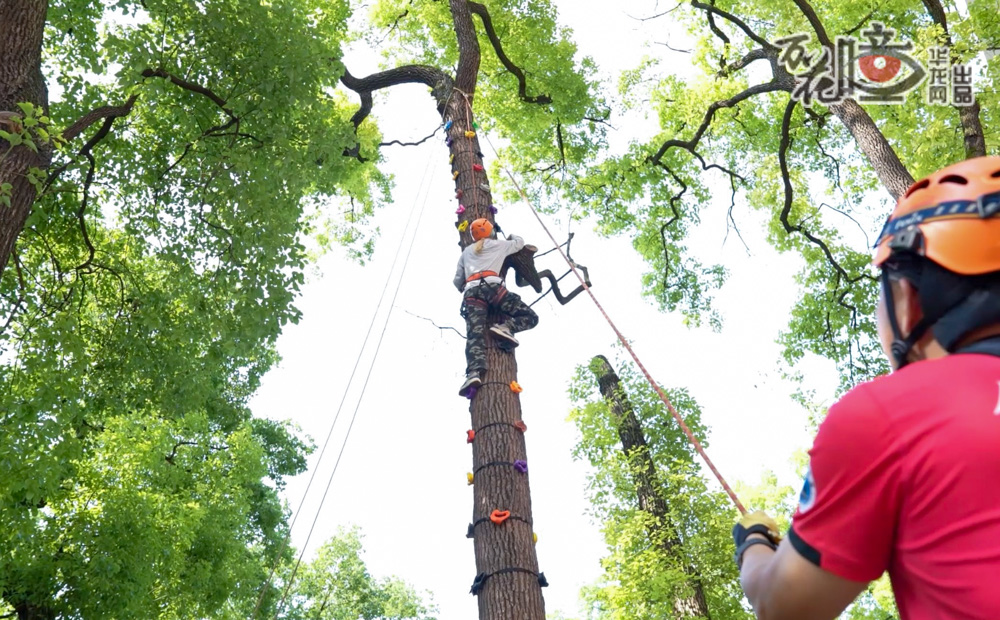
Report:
458,220,469,232
479,182,491,193
510,381,523,393
456,189,463,199
538,572,549,588
445,120,453,130
490,206,498,214
514,420,527,433
467,472,475,486
533,532,538,544
490,510,511,525
465,130,476,138
467,523,476,538
470,572,488,595
473,121,479,130
477,151,484,159
467,429,476,443
465,384,478,400
446,137,453,147
453,170,460,180
473,163,484,172
456,204,466,215
513,460,528,473
450,153,455,163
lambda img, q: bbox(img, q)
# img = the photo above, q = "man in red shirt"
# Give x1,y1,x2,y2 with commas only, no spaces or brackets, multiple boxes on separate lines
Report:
732,155,1000,619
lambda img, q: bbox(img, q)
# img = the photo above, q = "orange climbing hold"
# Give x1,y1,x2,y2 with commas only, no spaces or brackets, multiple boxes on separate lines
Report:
490,510,510,525
510,381,523,393
514,421,527,432
467,430,476,443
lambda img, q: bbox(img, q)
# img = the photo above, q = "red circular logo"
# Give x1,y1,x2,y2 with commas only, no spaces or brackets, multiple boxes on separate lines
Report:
859,55,902,82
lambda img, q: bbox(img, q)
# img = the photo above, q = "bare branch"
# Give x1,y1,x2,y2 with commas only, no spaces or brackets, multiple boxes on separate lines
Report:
790,0,833,47
141,68,235,118
62,95,138,142
468,2,553,105
380,127,442,148
401,308,466,339
691,1,776,50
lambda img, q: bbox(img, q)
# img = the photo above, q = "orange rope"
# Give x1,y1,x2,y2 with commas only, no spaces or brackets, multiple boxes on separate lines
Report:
481,132,747,516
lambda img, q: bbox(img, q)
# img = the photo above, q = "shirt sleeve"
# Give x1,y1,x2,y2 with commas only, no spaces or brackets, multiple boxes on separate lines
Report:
788,384,901,583
453,254,466,292
505,235,525,255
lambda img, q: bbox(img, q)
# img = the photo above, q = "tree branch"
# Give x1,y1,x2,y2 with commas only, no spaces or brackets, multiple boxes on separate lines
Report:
402,308,466,339
790,0,833,47
141,68,235,119
921,0,987,158
468,2,552,105
62,95,138,142
690,1,776,50
339,65,454,158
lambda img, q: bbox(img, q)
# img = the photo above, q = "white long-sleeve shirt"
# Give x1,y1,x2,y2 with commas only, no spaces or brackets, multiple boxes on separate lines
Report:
453,235,525,292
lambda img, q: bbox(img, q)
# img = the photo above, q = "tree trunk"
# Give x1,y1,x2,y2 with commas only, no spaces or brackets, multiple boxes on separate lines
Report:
14,602,55,620
591,355,711,619
448,96,547,620
444,4,546,605
828,99,914,201
0,0,51,279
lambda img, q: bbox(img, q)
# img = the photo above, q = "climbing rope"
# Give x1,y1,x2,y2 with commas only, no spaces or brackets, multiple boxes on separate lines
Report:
254,152,438,620
474,123,747,516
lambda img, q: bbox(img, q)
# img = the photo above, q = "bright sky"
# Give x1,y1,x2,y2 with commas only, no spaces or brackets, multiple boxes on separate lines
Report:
249,2,845,617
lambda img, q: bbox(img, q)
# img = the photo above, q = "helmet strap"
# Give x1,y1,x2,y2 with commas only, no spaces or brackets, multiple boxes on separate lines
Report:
882,269,932,370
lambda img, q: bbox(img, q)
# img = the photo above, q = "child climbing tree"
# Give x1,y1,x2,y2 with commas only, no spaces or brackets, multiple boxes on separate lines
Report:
338,2,605,618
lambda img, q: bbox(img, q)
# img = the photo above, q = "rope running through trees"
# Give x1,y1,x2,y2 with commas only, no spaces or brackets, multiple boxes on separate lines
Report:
252,154,439,619
463,94,747,515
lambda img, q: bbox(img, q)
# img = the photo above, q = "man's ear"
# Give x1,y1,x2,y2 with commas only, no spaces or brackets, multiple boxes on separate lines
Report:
895,277,925,336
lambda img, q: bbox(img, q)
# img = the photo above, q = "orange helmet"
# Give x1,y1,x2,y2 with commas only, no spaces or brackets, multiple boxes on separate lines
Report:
470,218,493,241
873,155,1000,274
874,156,1000,369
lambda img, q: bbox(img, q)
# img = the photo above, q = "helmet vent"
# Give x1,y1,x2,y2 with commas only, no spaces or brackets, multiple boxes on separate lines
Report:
938,174,968,185
904,179,930,197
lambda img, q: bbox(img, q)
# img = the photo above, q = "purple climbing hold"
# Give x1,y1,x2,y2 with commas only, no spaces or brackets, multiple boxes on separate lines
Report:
490,206,498,214
513,460,528,473
466,385,479,400
446,137,453,147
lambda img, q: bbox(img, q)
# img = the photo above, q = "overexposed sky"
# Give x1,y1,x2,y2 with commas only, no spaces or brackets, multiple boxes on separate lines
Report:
249,2,844,618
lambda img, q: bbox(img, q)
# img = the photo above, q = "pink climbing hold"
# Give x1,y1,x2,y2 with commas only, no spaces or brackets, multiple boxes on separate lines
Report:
456,204,466,215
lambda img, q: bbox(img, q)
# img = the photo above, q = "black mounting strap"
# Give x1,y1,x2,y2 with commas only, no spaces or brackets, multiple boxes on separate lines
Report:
470,568,549,595
475,421,524,434
471,513,533,530
474,461,514,475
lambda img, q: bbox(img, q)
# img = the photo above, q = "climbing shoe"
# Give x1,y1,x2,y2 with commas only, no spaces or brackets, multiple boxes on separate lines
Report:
490,323,519,348
459,373,482,397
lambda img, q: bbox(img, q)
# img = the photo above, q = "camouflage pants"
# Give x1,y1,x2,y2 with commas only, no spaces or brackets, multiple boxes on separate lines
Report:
461,283,539,375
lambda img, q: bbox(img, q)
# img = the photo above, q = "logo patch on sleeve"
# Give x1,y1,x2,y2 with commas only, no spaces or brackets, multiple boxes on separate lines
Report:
798,466,817,514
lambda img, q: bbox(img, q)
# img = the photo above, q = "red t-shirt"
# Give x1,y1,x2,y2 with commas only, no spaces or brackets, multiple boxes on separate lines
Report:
790,351,1000,620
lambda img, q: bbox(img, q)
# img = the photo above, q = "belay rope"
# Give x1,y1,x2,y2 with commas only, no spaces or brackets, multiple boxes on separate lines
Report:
456,92,747,515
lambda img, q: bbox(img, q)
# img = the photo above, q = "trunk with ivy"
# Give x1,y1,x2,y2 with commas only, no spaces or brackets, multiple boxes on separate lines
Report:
0,0,51,280
591,355,710,618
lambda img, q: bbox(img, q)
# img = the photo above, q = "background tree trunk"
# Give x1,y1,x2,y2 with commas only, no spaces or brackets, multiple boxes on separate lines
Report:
592,355,710,618
0,0,51,278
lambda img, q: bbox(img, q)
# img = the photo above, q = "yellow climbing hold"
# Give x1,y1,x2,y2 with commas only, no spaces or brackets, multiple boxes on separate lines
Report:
453,170,460,180
467,472,475,486
465,130,476,138
450,153,455,163
458,220,469,232
533,532,538,544
510,381,523,393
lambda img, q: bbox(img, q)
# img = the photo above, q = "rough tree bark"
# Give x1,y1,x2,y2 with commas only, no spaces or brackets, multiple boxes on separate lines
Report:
447,2,547,617
342,2,548,617
0,0,51,279
591,355,711,619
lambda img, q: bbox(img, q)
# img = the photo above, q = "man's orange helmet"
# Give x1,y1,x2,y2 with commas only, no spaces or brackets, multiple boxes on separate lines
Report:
470,218,493,241
873,155,1000,274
